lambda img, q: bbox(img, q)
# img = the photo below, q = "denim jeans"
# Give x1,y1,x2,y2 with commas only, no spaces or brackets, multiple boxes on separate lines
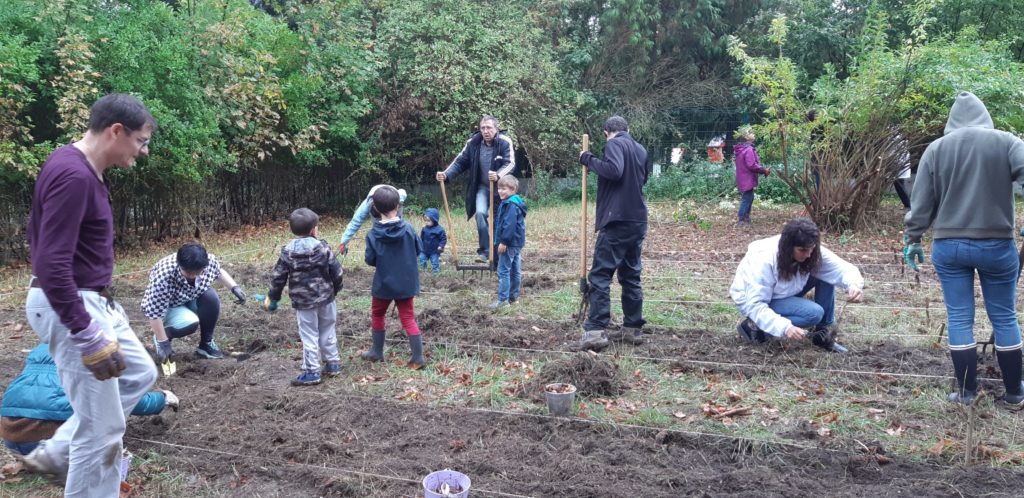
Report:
497,247,522,302
738,190,754,221
585,221,646,331
419,252,441,273
474,185,491,258
932,238,1021,350
162,287,220,344
3,439,39,456
768,276,835,329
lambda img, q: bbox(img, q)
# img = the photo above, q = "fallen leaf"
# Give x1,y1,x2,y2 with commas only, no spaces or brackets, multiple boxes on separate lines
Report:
885,425,905,437
929,440,950,454
672,412,688,419
727,390,743,402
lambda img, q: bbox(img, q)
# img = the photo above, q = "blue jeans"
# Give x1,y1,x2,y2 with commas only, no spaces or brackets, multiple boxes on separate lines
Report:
497,247,521,302
3,438,39,456
932,238,1021,350
738,190,754,221
474,185,491,258
768,276,835,329
419,252,440,273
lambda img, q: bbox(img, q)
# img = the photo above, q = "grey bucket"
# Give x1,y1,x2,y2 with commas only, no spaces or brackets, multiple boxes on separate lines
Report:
423,469,471,498
544,383,577,416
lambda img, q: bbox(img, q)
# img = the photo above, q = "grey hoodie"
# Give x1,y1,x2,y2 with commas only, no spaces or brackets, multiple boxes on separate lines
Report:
904,92,1024,242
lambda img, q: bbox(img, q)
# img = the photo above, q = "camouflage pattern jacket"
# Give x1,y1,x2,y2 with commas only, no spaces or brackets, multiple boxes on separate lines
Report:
268,237,343,309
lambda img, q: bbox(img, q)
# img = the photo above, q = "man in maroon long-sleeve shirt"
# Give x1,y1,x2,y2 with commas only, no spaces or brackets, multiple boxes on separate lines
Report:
21,94,159,497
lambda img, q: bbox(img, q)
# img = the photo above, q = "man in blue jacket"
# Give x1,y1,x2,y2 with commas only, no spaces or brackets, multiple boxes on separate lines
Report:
576,116,650,351
1,345,178,456
435,115,516,263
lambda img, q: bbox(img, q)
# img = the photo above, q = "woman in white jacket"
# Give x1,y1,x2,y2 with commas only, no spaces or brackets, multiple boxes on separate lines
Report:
730,218,864,352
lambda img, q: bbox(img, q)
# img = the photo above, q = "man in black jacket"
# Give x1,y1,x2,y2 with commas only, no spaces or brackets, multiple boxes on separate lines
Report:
577,116,650,351
436,115,516,263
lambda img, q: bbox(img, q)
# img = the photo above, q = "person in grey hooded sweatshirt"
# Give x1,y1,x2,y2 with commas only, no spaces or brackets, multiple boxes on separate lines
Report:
903,91,1024,410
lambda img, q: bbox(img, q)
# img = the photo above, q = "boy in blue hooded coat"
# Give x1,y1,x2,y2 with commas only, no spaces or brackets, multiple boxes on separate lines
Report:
362,186,426,369
1,344,177,456
418,208,447,274
490,175,528,309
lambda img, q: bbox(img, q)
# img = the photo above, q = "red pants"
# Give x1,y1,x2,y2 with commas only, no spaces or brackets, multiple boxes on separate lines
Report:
370,297,420,336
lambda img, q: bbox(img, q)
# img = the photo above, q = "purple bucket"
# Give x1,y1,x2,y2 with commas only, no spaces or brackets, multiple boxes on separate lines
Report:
422,469,471,498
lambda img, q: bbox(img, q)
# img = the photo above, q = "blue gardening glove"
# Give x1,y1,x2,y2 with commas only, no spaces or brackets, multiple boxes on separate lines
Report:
254,293,278,312
70,321,126,380
155,338,174,362
902,233,924,271
231,286,246,305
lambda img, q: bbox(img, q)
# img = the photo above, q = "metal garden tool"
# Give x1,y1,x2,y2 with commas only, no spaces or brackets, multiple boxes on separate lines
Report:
576,134,591,324
160,358,177,377
439,178,494,274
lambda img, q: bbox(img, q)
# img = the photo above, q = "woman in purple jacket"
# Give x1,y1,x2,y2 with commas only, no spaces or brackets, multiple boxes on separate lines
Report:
734,126,770,227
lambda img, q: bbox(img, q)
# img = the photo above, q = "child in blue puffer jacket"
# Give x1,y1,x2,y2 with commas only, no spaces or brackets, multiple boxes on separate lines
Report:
419,208,447,274
0,344,178,455
490,175,528,309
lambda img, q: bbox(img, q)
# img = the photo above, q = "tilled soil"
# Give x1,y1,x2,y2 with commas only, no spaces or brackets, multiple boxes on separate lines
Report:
4,204,1024,496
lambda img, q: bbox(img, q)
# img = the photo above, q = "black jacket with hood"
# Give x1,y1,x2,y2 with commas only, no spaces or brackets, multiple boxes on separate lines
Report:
365,218,422,300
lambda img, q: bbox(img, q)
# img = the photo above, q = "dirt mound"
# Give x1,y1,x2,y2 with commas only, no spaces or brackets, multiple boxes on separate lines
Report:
526,352,621,400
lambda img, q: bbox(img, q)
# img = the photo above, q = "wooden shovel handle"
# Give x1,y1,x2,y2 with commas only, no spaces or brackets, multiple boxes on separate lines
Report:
439,179,460,266
581,134,589,280
489,178,495,265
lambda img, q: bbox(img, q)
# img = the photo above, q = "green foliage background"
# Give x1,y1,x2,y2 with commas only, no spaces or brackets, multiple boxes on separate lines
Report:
0,0,1023,257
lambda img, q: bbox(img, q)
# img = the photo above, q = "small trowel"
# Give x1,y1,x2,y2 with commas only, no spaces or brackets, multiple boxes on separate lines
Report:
160,358,177,377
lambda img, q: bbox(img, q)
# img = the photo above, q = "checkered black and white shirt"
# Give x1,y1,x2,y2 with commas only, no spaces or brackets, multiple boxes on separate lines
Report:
141,253,222,319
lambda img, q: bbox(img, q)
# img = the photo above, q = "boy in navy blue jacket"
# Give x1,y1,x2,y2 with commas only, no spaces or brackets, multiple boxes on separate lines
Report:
362,186,426,369
490,175,528,309
418,208,447,274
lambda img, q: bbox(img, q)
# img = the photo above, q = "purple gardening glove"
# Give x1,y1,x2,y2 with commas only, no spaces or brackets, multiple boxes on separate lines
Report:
69,321,126,380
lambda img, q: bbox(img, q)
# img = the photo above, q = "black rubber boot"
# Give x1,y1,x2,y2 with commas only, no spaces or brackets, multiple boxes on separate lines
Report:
407,334,425,370
996,349,1024,410
360,329,385,362
948,348,978,405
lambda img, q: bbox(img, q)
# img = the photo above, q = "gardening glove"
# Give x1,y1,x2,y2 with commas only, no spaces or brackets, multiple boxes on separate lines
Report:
254,293,278,312
155,338,174,362
337,242,348,256
70,321,126,381
763,168,771,177
231,286,246,305
902,233,924,272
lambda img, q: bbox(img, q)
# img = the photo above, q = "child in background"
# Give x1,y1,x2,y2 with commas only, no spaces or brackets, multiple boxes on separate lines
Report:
1,344,178,456
734,125,770,228
418,208,447,274
490,175,528,309
263,208,344,386
362,186,426,369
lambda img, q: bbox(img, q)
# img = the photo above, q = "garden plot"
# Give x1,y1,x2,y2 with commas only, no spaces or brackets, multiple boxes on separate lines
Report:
2,202,1024,496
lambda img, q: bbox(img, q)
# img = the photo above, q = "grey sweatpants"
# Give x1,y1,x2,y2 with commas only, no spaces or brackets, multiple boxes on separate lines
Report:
296,301,340,372
26,288,157,498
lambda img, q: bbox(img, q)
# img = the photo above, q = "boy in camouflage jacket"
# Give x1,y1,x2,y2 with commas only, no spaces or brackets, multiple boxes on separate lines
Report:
263,208,344,386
